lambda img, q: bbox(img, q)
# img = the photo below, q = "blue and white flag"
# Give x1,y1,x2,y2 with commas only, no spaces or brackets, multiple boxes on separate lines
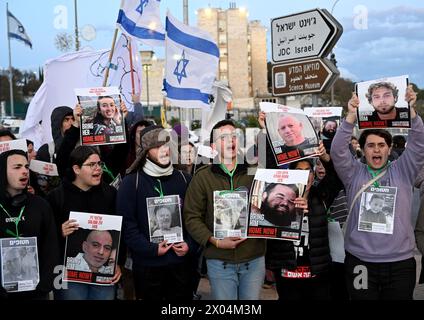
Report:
7,10,32,49
164,12,219,110
117,0,165,47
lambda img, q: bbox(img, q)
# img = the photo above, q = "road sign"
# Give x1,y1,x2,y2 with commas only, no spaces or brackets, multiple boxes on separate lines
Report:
272,58,339,96
271,8,343,63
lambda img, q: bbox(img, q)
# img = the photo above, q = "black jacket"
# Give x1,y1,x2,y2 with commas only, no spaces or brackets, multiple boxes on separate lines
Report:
55,125,130,183
36,106,73,163
117,169,198,267
46,180,118,259
266,160,343,276
0,194,60,299
0,150,60,299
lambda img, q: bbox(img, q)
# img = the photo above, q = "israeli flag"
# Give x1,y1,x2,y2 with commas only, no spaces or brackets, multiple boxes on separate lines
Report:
117,0,165,47
7,10,32,49
164,12,219,110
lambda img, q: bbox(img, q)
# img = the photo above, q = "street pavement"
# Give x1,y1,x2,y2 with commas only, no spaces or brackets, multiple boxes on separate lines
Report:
197,251,424,300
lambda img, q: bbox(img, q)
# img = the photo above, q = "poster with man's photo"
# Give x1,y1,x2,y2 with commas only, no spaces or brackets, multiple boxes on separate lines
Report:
247,169,309,241
358,186,397,234
303,107,342,139
213,191,248,239
146,195,183,244
0,237,39,293
261,102,319,166
356,75,410,129
63,212,122,285
75,86,126,146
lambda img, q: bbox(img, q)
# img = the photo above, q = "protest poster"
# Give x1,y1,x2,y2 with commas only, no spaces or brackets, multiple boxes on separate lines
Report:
146,195,183,244
247,169,309,241
303,107,342,138
0,139,28,154
213,191,248,239
29,160,58,176
261,102,319,166
358,186,397,234
356,75,410,129
0,237,39,292
75,86,126,146
63,212,122,285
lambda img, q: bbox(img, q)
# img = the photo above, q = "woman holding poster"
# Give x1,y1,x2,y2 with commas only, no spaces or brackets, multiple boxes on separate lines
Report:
47,146,122,300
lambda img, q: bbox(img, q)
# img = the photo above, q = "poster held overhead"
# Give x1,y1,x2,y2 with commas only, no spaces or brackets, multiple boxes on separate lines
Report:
75,87,127,146
261,102,319,166
356,75,410,129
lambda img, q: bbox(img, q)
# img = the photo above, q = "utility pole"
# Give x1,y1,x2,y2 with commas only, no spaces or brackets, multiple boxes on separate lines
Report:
74,0,80,51
330,0,340,106
6,2,14,117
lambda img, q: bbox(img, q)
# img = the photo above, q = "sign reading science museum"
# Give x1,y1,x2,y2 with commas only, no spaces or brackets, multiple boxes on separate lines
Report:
272,58,339,96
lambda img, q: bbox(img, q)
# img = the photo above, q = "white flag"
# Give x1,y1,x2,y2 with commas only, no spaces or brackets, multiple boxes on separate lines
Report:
117,0,165,47
164,12,219,110
20,41,143,149
7,10,32,48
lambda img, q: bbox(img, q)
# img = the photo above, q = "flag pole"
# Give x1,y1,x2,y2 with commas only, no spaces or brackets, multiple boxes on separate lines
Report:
128,37,136,95
6,2,15,117
102,28,119,87
103,0,124,87
183,0,190,130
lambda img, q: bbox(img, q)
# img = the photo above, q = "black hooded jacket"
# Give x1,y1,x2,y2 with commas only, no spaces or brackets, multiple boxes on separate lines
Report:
46,179,122,262
265,160,343,276
0,150,60,299
36,106,73,163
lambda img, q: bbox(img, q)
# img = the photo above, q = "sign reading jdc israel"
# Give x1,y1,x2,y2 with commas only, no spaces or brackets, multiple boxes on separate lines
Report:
271,8,342,63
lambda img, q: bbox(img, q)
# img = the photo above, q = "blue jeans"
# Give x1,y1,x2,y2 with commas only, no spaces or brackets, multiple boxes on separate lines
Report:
54,282,116,300
206,256,265,300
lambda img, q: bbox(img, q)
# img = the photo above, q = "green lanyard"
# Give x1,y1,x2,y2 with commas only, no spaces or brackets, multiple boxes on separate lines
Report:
219,163,238,193
0,203,25,239
154,179,164,199
366,161,390,188
101,163,115,181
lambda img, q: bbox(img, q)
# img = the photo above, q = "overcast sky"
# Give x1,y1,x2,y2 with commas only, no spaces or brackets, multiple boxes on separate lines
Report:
1,0,423,86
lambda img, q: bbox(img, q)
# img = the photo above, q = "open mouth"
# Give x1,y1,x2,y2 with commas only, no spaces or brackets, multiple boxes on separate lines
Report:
19,177,28,185
372,156,382,166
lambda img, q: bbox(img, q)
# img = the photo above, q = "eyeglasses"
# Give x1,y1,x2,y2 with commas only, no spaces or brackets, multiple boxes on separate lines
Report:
81,161,105,169
215,133,239,141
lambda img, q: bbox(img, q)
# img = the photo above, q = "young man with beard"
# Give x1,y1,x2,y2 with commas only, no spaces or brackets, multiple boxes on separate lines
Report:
117,126,195,301
366,82,410,125
331,85,424,300
0,150,59,300
321,119,338,153
46,146,121,300
184,120,295,300
257,183,302,228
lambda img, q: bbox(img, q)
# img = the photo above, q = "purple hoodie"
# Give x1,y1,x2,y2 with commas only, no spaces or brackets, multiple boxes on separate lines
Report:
331,116,424,262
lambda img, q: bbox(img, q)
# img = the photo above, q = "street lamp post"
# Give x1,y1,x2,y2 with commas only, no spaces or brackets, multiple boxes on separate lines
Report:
74,0,80,51
330,0,340,106
143,64,151,116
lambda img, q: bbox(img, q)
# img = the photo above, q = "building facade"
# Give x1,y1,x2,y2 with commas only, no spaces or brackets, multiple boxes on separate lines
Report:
196,5,268,111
